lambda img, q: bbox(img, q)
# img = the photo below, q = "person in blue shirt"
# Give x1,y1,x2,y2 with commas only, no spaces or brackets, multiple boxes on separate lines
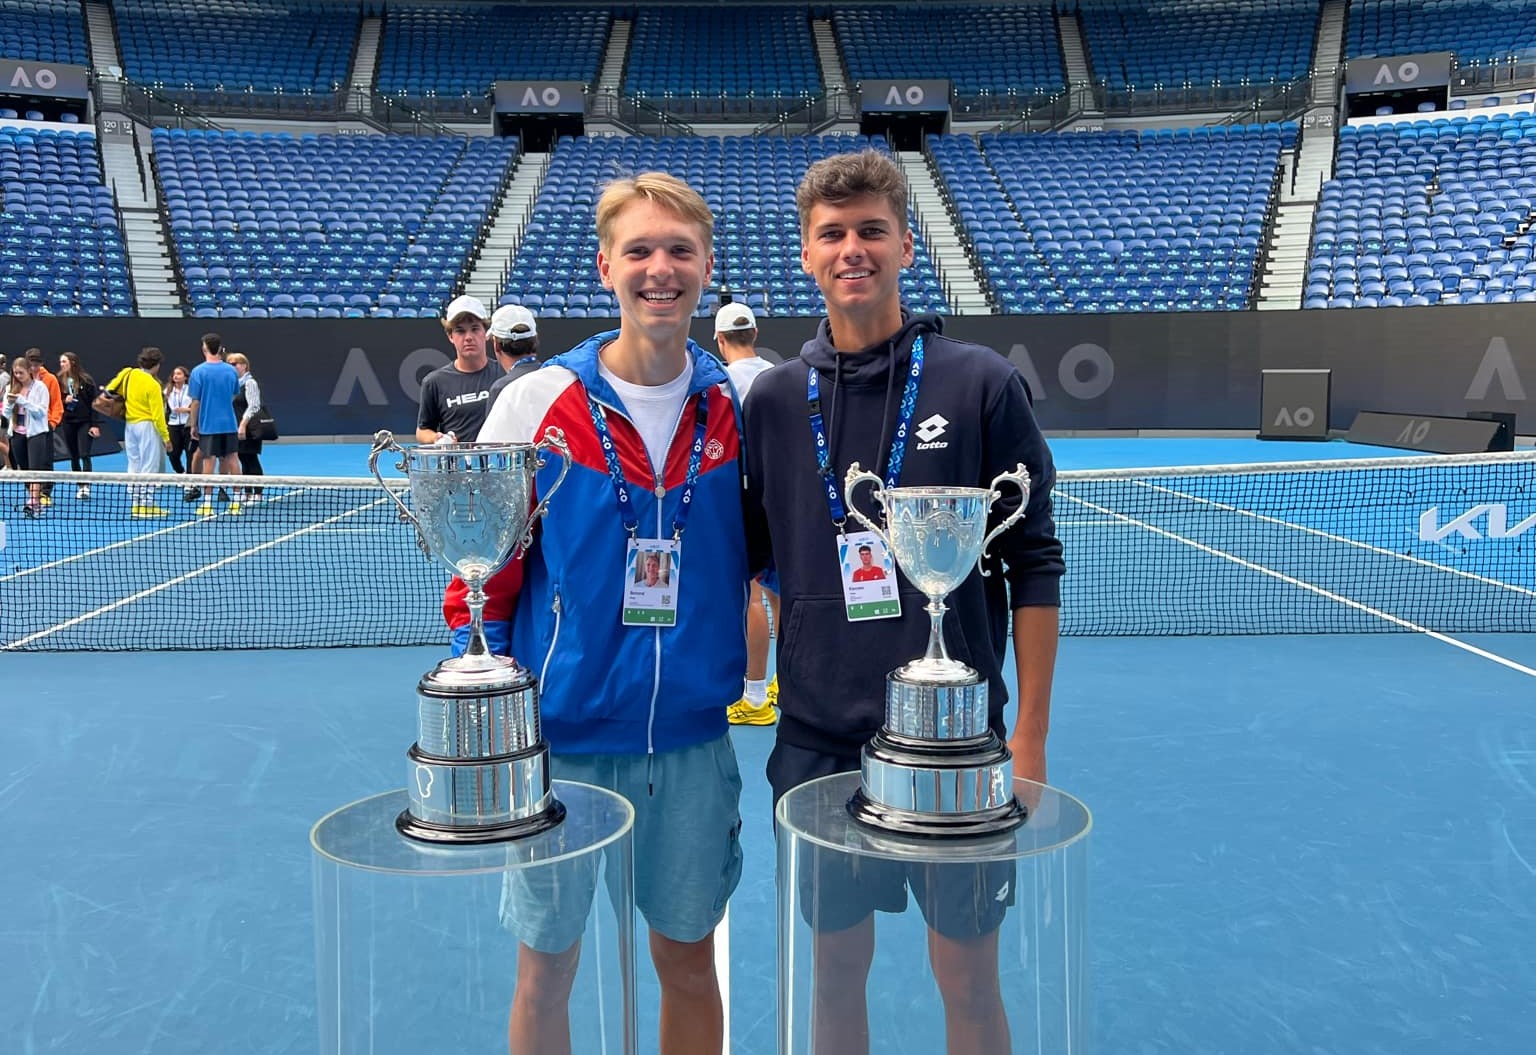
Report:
185,332,244,516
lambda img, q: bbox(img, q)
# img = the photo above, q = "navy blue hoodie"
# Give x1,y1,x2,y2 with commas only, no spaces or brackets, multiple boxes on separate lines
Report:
743,313,1064,756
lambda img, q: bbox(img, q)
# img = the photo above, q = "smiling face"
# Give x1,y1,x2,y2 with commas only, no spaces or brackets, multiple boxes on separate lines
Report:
644,553,661,586
800,193,914,337
597,198,713,345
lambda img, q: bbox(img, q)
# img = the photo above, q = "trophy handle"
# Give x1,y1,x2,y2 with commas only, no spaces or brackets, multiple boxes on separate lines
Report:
978,463,1033,575
369,430,430,557
517,427,572,556
842,462,893,549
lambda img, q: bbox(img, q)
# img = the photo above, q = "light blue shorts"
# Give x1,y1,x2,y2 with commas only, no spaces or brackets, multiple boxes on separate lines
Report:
501,734,744,951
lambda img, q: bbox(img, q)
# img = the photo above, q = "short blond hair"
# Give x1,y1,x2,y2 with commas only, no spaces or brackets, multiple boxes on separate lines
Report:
225,352,250,368
595,172,714,254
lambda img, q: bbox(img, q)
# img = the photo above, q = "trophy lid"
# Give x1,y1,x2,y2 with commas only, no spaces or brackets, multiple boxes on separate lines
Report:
420,654,535,694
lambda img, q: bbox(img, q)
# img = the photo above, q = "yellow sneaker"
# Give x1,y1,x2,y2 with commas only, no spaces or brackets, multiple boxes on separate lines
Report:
728,699,778,726
766,676,779,707
195,502,215,517
226,502,243,516
131,505,169,518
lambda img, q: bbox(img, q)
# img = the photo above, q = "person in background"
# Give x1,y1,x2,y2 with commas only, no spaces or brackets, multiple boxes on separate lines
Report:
715,301,782,728
24,348,62,504
226,352,264,507
104,347,172,518
486,303,541,406
0,359,11,469
417,294,502,445
4,355,52,516
186,332,242,517
164,365,195,473
57,352,102,499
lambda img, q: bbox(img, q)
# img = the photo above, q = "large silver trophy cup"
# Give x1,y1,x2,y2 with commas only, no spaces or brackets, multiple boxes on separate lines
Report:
844,463,1032,837
370,429,570,844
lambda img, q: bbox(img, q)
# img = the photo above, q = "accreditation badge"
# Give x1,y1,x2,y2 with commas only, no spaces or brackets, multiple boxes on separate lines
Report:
623,538,681,627
837,530,900,621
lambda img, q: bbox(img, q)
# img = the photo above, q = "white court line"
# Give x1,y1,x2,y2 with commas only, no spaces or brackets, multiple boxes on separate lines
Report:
1058,491,1536,679
2,495,390,650
0,485,316,584
1134,479,1536,599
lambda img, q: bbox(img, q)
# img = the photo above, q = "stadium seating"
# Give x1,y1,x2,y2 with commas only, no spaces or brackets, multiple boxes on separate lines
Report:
155,130,516,316
0,0,88,64
833,5,1065,104
375,4,609,100
0,127,133,316
1347,0,1536,65
932,123,1294,313
623,7,820,110
114,0,357,95
1306,114,1536,309
503,134,948,319
1073,0,1317,93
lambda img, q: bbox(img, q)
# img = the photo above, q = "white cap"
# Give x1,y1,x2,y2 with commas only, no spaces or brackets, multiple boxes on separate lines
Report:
443,294,489,323
490,303,538,340
713,302,757,334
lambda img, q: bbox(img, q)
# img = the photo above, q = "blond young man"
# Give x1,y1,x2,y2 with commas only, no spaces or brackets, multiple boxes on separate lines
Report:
444,173,748,1055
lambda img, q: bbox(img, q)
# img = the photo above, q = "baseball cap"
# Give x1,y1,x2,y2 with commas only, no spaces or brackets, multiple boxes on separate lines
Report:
490,303,538,340
713,302,757,334
443,294,489,323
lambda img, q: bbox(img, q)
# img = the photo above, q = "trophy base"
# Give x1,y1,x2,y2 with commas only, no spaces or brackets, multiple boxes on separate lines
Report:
396,798,567,845
850,729,1027,838
401,741,564,844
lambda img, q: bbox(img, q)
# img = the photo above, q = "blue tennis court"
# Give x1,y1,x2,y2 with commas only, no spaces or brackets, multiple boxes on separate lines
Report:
5,437,1535,1054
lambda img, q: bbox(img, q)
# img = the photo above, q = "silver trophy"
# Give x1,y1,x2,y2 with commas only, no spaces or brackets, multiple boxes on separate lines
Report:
843,463,1032,837
369,429,570,844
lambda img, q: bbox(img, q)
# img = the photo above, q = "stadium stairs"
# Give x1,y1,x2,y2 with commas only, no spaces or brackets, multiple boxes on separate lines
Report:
348,14,382,117
898,151,991,314
463,151,549,309
1256,0,1346,308
1055,7,1101,116
811,17,848,98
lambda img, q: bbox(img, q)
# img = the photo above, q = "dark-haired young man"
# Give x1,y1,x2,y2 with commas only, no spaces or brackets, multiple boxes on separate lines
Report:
417,294,503,445
743,149,1064,1054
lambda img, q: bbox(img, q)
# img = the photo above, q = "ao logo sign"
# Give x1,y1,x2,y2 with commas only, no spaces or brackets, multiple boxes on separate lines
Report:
1273,406,1316,428
1373,61,1423,86
1419,504,1536,542
521,86,563,108
886,85,928,106
10,65,58,91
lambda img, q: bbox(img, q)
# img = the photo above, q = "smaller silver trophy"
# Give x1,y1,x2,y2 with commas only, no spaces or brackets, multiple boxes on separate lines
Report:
843,463,1033,837
369,429,570,844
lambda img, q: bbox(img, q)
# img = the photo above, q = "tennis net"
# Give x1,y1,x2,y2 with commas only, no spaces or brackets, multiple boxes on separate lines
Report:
3,450,1533,650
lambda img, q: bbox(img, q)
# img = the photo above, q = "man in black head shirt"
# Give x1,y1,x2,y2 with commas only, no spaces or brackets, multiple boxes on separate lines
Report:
416,294,504,444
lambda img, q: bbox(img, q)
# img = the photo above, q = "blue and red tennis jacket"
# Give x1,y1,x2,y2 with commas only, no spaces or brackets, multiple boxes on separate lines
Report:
443,331,749,757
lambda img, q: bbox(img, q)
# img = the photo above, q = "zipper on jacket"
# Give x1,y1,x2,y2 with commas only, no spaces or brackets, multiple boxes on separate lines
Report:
540,586,562,691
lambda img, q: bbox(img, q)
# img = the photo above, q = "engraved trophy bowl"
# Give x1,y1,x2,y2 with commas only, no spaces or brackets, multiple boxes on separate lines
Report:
368,429,571,844
842,461,1033,838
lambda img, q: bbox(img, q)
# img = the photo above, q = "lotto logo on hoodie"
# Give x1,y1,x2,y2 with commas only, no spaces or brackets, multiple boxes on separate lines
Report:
915,413,950,450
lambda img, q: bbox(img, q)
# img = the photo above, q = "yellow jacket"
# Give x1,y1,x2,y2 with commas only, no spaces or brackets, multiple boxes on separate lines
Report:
107,367,170,447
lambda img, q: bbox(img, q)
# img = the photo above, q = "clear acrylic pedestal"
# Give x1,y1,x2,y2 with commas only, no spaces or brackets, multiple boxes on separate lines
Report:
312,781,635,1055
777,772,1092,1054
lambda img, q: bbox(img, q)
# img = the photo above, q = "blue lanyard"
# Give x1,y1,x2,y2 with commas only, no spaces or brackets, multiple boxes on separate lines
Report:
587,388,711,540
806,334,925,525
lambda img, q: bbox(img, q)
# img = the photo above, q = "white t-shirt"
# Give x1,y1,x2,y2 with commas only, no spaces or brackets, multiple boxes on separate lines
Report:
599,359,692,474
725,356,773,402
